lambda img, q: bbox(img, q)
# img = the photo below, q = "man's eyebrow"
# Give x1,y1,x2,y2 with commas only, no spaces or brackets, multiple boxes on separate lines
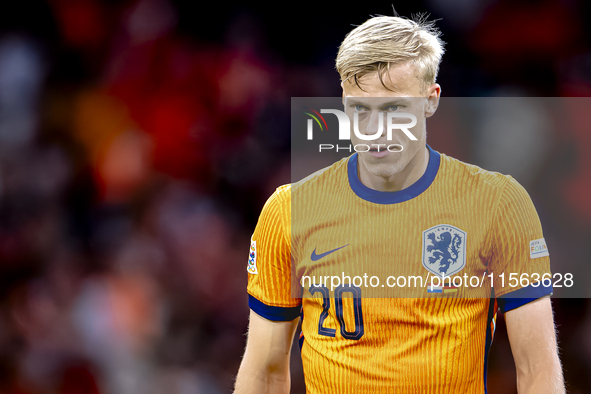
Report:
345,98,412,107
377,98,412,108
344,98,368,106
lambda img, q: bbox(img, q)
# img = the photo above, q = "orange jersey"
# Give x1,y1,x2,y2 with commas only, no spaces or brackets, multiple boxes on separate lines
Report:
246,145,552,393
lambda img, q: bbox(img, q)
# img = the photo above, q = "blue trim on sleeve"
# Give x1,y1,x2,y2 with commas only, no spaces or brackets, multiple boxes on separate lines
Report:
497,284,553,314
347,144,441,204
248,294,301,321
299,308,305,352
483,289,497,394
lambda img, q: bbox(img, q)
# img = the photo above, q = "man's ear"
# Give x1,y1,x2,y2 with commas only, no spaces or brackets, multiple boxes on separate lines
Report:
425,83,441,118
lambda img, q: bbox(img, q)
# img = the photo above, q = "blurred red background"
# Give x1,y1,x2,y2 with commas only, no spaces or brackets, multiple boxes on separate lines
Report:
0,0,589,393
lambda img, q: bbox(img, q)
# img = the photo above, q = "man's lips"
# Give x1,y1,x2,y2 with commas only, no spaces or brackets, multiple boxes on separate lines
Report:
369,151,389,158
368,143,385,151
364,143,403,157
368,147,391,158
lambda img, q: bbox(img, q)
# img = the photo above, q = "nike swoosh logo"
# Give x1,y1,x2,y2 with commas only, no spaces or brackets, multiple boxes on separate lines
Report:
311,244,349,261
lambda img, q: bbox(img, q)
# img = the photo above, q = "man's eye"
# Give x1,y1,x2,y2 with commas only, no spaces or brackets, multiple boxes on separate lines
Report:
385,105,400,111
354,105,368,111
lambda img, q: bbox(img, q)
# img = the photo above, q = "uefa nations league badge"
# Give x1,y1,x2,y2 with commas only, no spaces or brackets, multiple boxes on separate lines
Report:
247,238,258,275
422,224,467,277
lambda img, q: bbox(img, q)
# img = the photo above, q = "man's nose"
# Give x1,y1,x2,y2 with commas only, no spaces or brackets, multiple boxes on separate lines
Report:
365,111,385,137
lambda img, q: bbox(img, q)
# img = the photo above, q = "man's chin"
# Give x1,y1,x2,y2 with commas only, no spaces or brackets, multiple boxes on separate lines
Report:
360,150,404,164
361,157,407,179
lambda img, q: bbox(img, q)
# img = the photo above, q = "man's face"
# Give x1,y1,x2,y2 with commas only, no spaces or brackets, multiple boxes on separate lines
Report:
342,62,440,181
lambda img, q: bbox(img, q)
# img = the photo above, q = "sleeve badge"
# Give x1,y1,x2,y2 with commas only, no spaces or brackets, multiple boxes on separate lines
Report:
530,238,549,259
247,238,258,274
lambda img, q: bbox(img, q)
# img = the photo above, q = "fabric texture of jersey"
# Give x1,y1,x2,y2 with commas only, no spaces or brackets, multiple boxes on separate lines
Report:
246,145,552,394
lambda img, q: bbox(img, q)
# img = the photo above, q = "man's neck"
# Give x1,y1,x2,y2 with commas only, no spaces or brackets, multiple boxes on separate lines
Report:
358,145,430,192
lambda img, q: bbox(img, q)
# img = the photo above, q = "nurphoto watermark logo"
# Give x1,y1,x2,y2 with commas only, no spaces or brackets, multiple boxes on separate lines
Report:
303,107,417,153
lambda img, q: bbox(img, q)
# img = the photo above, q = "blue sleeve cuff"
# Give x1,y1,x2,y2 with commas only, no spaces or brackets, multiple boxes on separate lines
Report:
497,283,553,314
248,294,301,321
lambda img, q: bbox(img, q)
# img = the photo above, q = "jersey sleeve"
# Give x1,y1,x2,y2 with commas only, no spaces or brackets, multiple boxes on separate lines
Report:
489,176,553,313
246,185,301,321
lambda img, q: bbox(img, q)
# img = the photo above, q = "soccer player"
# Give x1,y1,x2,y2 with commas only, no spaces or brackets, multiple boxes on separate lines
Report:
234,16,565,393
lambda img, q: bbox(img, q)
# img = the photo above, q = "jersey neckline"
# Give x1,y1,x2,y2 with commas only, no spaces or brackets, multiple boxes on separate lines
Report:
347,144,441,204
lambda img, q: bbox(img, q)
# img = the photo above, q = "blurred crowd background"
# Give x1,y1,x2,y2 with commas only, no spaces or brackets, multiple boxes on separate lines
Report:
0,0,590,393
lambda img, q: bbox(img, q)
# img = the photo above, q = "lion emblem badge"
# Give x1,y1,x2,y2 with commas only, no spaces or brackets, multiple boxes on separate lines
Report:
422,224,467,277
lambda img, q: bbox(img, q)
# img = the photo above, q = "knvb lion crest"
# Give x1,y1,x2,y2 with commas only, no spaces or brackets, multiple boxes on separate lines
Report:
422,224,467,277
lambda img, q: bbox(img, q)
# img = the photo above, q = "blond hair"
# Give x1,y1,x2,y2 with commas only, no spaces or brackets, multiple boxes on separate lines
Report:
336,15,445,91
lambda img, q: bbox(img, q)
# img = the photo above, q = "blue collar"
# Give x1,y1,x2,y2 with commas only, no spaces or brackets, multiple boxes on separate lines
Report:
347,145,441,204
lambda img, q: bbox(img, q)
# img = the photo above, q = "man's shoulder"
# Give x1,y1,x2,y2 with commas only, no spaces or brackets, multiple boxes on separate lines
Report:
291,155,350,193
266,156,349,207
294,156,350,185
439,152,515,193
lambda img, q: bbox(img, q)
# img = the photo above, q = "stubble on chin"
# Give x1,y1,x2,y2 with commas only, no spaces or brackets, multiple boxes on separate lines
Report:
362,157,406,179
360,143,420,179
